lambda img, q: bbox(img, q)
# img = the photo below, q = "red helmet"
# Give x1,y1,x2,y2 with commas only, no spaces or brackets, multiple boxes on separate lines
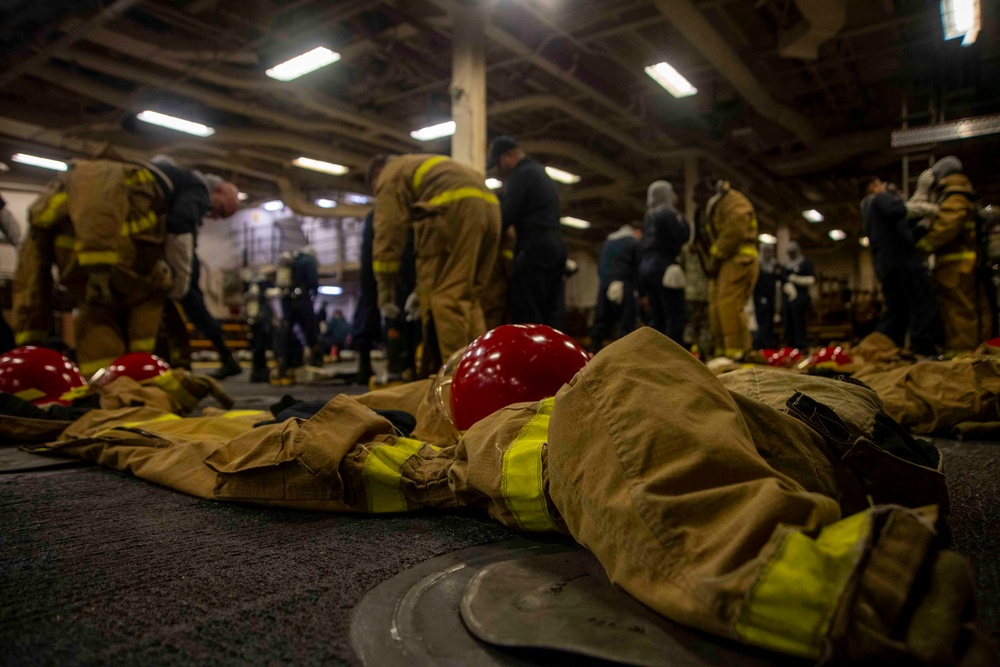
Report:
812,346,852,368
773,347,804,367
0,346,86,406
450,325,591,431
90,352,171,387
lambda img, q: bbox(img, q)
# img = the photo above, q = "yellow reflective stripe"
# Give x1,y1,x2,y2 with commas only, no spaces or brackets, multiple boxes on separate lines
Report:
55,234,76,249
15,330,48,345
362,438,425,513
938,251,976,264
33,192,67,228
59,385,93,403
124,169,154,187
77,250,119,266
502,250,514,260
426,187,499,207
120,210,159,237
372,260,401,274
501,397,557,532
412,156,448,191
709,244,723,258
149,372,198,412
79,356,118,377
123,414,182,428
724,347,746,358
129,337,156,352
736,510,872,659
738,245,759,257
14,388,46,402
219,410,266,419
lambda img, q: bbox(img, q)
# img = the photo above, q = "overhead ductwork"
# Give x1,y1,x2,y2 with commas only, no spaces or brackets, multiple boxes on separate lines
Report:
651,0,820,145
779,0,847,60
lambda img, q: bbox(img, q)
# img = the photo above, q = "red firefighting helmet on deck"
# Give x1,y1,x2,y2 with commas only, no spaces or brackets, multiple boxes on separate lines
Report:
0,346,86,406
89,352,171,387
811,346,852,368
450,325,591,431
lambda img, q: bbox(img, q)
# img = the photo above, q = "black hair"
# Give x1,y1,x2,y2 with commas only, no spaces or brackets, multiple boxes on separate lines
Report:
858,175,881,200
366,154,390,190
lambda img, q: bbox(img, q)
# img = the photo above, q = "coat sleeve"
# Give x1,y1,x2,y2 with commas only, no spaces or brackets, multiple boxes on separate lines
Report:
710,195,755,260
372,174,413,307
916,192,971,254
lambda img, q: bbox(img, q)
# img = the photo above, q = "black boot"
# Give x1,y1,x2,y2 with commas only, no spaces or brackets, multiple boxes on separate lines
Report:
210,355,242,380
356,349,373,386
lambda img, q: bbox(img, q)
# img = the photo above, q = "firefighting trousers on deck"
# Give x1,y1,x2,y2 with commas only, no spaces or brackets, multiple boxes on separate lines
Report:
28,328,990,665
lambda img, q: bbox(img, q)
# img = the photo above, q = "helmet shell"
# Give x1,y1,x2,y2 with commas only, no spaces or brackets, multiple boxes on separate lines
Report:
0,346,86,406
90,352,171,387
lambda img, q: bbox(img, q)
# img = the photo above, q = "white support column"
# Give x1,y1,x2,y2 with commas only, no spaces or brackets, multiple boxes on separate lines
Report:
683,156,698,220
777,225,791,261
451,2,487,172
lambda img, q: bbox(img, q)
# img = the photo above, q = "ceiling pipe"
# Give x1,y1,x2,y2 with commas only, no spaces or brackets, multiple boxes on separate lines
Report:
651,0,820,145
29,64,369,171
778,0,847,60
0,0,143,90
65,23,416,150
769,129,890,176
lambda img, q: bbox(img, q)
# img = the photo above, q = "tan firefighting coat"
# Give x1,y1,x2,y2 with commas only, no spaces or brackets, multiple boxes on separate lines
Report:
917,174,986,352
13,160,171,375
22,328,991,665
705,184,759,357
372,155,501,373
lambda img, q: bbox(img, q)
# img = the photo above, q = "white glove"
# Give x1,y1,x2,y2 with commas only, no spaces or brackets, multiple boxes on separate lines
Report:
912,168,935,202
662,264,686,289
404,290,420,322
916,217,933,231
380,302,402,320
606,280,625,304
782,282,798,301
788,274,816,287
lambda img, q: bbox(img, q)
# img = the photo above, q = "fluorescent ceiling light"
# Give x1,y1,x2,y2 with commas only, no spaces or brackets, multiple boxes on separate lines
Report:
266,46,341,81
317,285,343,296
262,200,284,211
802,209,824,223
758,233,777,245
237,192,249,201
859,236,871,247
136,110,215,137
293,156,348,175
345,193,369,204
410,120,456,141
828,229,847,241
941,0,980,46
485,178,502,190
644,62,697,98
315,198,337,208
545,166,581,185
560,216,591,230
11,153,68,171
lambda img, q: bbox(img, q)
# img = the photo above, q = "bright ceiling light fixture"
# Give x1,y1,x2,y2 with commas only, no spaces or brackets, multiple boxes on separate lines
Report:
266,46,341,81
828,229,847,241
345,193,369,204
485,178,502,190
859,236,871,247
802,209,824,223
317,285,343,296
410,120,456,141
11,153,68,171
136,110,215,137
293,156,348,175
545,166,581,184
758,233,778,245
560,216,591,230
315,198,337,208
262,200,284,212
237,192,249,202
644,61,698,98
941,0,980,46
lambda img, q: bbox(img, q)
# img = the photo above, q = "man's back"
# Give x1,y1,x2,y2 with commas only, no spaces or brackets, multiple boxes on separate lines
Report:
501,157,561,245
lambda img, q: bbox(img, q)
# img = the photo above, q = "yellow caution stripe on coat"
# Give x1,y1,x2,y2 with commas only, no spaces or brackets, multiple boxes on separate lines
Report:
15,330,48,345
501,397,557,532
77,250,119,266
129,337,156,352
412,156,449,191
372,260,401,274
120,210,160,237
937,250,976,264
361,437,426,513
736,509,872,659
55,235,76,249
79,355,119,377
426,188,499,208
32,192,67,228
149,371,198,412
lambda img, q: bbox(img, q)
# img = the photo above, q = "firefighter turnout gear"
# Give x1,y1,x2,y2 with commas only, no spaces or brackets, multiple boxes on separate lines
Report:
13,160,172,376
704,182,759,358
916,173,987,354
372,154,501,376
25,327,990,665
